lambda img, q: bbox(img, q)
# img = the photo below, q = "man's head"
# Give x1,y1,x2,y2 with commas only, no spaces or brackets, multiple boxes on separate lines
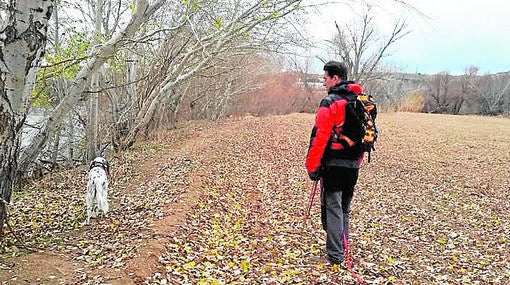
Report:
323,61,347,91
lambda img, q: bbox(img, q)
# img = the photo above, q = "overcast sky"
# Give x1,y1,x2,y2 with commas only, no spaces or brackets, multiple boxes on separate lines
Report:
306,0,510,75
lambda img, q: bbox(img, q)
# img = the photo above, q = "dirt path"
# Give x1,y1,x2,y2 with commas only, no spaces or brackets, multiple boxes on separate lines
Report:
2,167,207,284
1,119,240,284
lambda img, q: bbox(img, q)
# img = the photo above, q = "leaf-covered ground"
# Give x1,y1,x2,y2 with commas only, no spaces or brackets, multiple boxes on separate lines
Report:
1,112,509,284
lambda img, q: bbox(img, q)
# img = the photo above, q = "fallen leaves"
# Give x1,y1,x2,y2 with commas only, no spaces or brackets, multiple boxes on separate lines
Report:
2,112,510,284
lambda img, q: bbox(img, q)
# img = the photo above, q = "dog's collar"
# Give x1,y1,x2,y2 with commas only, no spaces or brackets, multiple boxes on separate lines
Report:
90,162,111,179
90,162,108,170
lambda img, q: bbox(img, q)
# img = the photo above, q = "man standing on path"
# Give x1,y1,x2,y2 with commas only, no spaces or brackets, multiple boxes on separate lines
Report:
305,61,365,265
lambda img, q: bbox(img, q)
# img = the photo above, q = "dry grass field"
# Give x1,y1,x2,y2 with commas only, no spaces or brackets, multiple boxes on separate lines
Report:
1,112,509,284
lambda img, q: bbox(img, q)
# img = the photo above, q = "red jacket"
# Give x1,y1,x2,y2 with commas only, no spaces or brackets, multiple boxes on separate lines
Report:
306,81,364,175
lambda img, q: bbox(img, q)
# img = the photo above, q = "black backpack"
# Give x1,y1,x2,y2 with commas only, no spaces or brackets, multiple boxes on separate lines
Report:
347,93,379,162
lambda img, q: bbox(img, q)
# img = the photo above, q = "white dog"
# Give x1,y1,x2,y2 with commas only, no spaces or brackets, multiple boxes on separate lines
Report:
86,157,110,224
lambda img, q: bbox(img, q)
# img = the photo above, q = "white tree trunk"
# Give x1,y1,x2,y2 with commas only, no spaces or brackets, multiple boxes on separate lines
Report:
0,0,54,234
87,73,99,160
87,0,103,161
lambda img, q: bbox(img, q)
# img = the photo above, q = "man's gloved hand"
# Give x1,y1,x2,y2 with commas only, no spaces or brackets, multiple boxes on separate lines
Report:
308,169,321,181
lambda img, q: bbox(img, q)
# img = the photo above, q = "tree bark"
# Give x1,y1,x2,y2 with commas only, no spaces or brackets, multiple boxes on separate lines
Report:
0,0,54,235
87,74,99,160
86,0,103,161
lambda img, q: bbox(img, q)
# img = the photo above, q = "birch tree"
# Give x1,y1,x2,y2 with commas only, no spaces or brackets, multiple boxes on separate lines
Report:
28,0,132,168
0,0,54,235
86,0,103,161
59,0,130,160
17,0,165,172
0,0,165,234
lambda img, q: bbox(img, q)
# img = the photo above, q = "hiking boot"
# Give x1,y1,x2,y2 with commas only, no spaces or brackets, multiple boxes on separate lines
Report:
308,254,342,266
308,254,329,264
328,259,342,266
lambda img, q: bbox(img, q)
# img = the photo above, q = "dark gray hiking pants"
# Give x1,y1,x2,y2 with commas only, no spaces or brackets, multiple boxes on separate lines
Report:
321,167,359,264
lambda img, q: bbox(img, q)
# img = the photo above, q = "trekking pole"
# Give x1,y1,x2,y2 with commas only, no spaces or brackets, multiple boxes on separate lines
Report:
343,231,365,284
305,180,319,219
